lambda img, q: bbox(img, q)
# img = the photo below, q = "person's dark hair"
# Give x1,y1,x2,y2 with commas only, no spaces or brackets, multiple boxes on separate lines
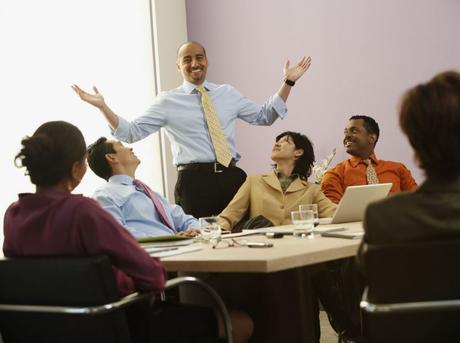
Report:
349,115,380,146
15,121,86,187
86,137,116,180
399,70,460,180
275,131,315,181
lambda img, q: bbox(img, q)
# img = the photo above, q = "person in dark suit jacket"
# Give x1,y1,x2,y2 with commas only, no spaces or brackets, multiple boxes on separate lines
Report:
360,70,460,251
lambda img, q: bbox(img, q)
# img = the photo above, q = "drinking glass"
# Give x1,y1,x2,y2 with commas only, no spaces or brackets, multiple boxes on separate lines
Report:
299,204,319,227
290,210,314,238
198,216,222,246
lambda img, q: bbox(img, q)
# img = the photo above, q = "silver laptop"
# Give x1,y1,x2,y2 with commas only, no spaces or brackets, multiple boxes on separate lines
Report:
325,183,392,224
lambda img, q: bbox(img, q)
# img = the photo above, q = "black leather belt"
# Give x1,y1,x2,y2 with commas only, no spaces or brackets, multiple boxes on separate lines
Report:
177,160,237,173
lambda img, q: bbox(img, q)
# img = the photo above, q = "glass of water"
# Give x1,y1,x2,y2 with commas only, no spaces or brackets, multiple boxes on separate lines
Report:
291,210,314,239
198,216,222,246
299,204,319,228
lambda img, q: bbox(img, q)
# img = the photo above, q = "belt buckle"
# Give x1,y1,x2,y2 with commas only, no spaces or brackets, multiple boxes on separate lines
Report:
214,162,224,173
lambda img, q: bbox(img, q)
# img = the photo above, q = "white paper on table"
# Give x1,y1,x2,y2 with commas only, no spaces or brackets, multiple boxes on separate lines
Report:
140,239,194,249
147,244,203,258
238,224,346,236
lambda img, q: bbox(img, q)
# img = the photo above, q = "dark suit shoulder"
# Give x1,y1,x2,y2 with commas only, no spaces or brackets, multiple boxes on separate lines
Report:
365,188,460,245
364,191,416,244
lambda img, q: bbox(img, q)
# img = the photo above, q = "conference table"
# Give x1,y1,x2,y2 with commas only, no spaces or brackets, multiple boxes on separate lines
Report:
160,222,363,343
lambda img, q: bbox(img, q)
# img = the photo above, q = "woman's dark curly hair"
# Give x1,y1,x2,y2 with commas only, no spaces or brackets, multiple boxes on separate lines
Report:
15,121,86,187
275,131,315,181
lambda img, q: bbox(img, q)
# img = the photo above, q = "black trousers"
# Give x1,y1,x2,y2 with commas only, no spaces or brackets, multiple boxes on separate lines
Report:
126,301,221,343
311,260,363,341
175,166,247,218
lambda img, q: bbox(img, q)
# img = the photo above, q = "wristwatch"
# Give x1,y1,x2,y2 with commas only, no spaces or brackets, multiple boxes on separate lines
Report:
284,78,295,87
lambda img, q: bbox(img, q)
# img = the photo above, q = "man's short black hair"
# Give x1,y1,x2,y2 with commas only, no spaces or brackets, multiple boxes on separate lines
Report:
349,115,380,146
87,137,115,180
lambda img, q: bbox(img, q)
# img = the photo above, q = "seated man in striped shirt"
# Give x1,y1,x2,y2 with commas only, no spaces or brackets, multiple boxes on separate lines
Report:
87,137,199,238
321,115,417,204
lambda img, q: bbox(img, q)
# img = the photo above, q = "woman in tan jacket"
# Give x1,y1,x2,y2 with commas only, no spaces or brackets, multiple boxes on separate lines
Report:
217,131,361,342
218,131,336,230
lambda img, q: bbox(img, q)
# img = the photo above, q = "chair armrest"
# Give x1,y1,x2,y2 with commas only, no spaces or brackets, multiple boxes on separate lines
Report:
360,287,460,314
0,291,152,315
164,276,233,343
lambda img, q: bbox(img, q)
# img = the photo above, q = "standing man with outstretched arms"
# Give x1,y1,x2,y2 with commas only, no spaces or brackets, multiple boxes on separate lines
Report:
73,41,311,218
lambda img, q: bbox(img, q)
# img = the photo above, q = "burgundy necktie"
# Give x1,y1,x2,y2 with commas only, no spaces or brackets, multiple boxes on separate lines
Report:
133,179,176,233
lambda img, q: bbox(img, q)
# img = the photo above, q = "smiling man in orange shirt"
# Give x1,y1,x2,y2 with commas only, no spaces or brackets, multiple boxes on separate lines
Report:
321,115,417,204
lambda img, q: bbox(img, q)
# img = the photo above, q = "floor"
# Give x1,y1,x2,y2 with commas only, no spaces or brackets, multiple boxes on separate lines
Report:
320,310,339,343
0,313,338,343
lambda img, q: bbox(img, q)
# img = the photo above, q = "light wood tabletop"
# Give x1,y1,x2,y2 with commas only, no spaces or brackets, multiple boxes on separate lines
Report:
161,222,363,273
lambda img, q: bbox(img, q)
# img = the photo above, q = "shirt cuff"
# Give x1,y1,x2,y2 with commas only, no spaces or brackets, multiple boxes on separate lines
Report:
111,116,129,140
272,93,288,119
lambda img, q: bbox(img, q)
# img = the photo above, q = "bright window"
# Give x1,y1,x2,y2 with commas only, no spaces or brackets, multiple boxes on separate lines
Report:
0,0,163,242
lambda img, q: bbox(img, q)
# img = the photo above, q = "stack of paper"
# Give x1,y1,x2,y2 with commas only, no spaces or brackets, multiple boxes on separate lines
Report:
240,225,298,235
146,245,203,258
137,235,202,257
138,235,194,248
234,225,348,237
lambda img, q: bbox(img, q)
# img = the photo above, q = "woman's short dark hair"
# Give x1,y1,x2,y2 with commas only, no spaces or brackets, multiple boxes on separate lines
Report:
15,121,86,187
275,131,315,181
86,137,116,180
399,70,460,180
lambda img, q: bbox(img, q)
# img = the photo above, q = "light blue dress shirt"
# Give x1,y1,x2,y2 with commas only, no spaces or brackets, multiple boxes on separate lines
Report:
92,175,199,238
113,80,288,165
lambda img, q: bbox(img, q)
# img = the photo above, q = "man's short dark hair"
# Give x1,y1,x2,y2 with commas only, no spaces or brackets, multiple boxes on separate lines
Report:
275,131,315,181
399,70,460,180
87,137,115,180
349,115,380,146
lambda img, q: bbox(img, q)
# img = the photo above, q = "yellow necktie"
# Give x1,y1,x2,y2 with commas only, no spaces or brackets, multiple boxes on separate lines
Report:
196,86,233,167
363,159,379,184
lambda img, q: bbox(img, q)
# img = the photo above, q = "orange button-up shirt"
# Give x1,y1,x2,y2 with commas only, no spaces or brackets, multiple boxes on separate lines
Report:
321,152,417,204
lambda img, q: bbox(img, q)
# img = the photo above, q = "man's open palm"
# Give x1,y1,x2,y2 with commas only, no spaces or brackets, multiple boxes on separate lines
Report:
72,85,105,109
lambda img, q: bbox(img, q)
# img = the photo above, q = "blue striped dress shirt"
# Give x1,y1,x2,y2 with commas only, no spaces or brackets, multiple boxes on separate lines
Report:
113,80,287,165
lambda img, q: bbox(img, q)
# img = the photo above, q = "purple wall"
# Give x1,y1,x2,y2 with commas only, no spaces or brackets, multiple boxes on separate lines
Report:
186,0,460,183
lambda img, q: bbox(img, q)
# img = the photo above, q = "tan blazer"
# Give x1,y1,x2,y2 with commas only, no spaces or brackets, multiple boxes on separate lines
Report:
218,172,337,231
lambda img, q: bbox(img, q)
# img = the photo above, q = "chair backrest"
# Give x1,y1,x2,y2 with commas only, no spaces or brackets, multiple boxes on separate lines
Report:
0,255,133,343
361,239,460,343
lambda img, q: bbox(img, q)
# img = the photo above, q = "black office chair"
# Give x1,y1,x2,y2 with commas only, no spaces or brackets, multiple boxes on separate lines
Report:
0,255,232,343
359,239,460,343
